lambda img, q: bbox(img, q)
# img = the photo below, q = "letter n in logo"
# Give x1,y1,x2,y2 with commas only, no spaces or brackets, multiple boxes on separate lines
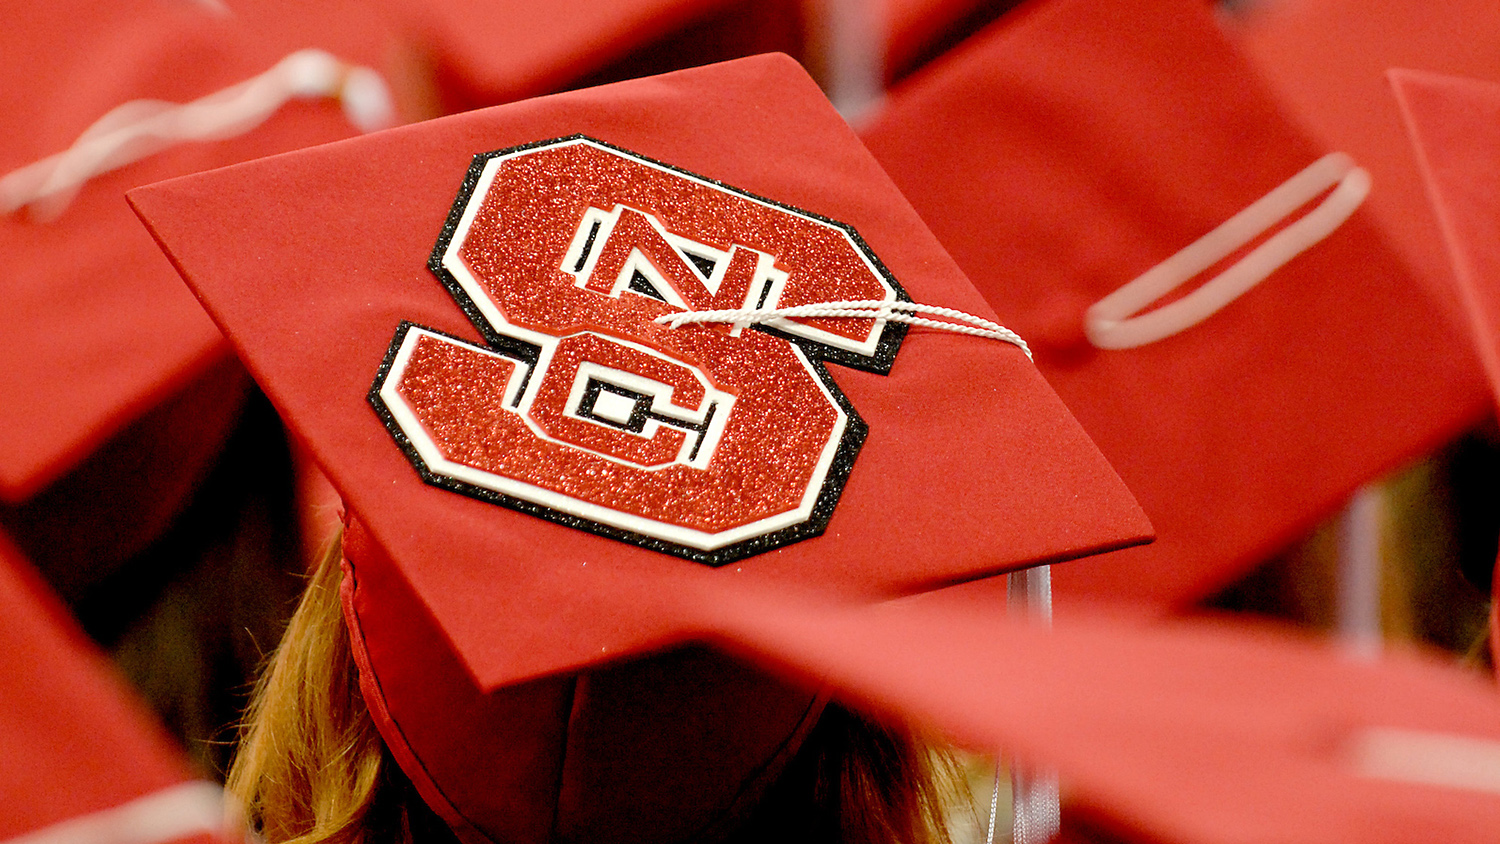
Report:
371,136,907,565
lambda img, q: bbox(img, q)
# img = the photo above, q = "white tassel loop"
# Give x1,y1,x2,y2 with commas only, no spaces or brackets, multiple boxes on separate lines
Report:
1,49,396,220
1084,152,1371,350
655,300,1032,359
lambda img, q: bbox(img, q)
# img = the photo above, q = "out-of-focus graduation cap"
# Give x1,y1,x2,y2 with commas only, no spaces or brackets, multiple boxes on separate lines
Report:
698,581,1500,844
884,0,1020,82
0,533,228,844
1389,67,1500,675
1228,0,1500,327
859,0,1489,611
376,0,803,111
0,0,393,577
131,52,1151,844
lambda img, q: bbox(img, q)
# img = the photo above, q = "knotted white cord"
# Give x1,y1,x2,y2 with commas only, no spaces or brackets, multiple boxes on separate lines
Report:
654,300,1032,359
1,49,395,221
1085,152,1371,350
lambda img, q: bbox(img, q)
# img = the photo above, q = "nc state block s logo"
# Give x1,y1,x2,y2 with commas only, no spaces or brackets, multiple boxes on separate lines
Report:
372,136,907,564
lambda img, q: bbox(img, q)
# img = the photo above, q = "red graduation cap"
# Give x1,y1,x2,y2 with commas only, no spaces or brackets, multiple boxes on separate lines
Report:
0,0,393,571
130,53,1150,844
377,0,803,111
1389,68,1500,677
885,0,1018,82
1227,0,1500,328
858,0,1490,612
0,532,228,844
694,580,1500,844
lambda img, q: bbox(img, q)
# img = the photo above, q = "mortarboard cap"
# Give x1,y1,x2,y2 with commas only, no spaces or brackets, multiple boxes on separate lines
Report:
0,533,228,844
884,0,1019,82
130,53,1150,844
0,0,394,575
1388,67,1500,677
1227,0,1500,328
694,580,1500,844
858,0,1489,611
377,0,802,112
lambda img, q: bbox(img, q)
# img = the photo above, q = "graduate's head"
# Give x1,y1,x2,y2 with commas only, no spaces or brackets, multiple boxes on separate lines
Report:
228,534,964,844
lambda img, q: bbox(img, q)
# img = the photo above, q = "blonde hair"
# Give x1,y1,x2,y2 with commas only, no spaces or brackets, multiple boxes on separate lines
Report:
227,537,965,844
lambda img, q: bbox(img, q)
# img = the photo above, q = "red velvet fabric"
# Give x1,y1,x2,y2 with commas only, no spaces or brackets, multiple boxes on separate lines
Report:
131,54,1150,844
0,533,207,838
860,0,1489,612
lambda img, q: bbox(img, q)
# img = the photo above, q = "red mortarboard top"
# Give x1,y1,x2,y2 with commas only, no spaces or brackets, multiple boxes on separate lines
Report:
692,581,1500,844
379,0,802,111
131,53,1150,844
1388,68,1500,679
858,0,1489,613
1227,0,1500,329
0,0,394,564
0,533,228,844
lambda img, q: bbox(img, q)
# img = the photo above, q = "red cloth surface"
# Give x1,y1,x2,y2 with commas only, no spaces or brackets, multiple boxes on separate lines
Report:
130,52,1149,686
860,0,1489,612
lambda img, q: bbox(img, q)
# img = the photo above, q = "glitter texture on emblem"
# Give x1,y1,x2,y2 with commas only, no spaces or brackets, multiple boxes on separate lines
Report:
370,136,908,565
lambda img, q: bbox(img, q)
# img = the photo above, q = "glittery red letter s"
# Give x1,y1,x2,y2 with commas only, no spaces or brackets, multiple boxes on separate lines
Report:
373,137,906,565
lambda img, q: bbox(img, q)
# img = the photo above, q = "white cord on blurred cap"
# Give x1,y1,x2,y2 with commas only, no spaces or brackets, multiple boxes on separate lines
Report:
0,781,229,844
1085,152,1370,350
0,49,396,220
657,300,1032,359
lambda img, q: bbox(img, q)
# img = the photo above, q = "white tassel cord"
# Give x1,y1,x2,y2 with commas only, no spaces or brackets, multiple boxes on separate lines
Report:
822,0,886,122
0,782,229,844
1337,484,1386,661
1000,565,1059,844
1,49,395,220
1352,728,1500,796
655,300,1031,359
1085,152,1371,350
